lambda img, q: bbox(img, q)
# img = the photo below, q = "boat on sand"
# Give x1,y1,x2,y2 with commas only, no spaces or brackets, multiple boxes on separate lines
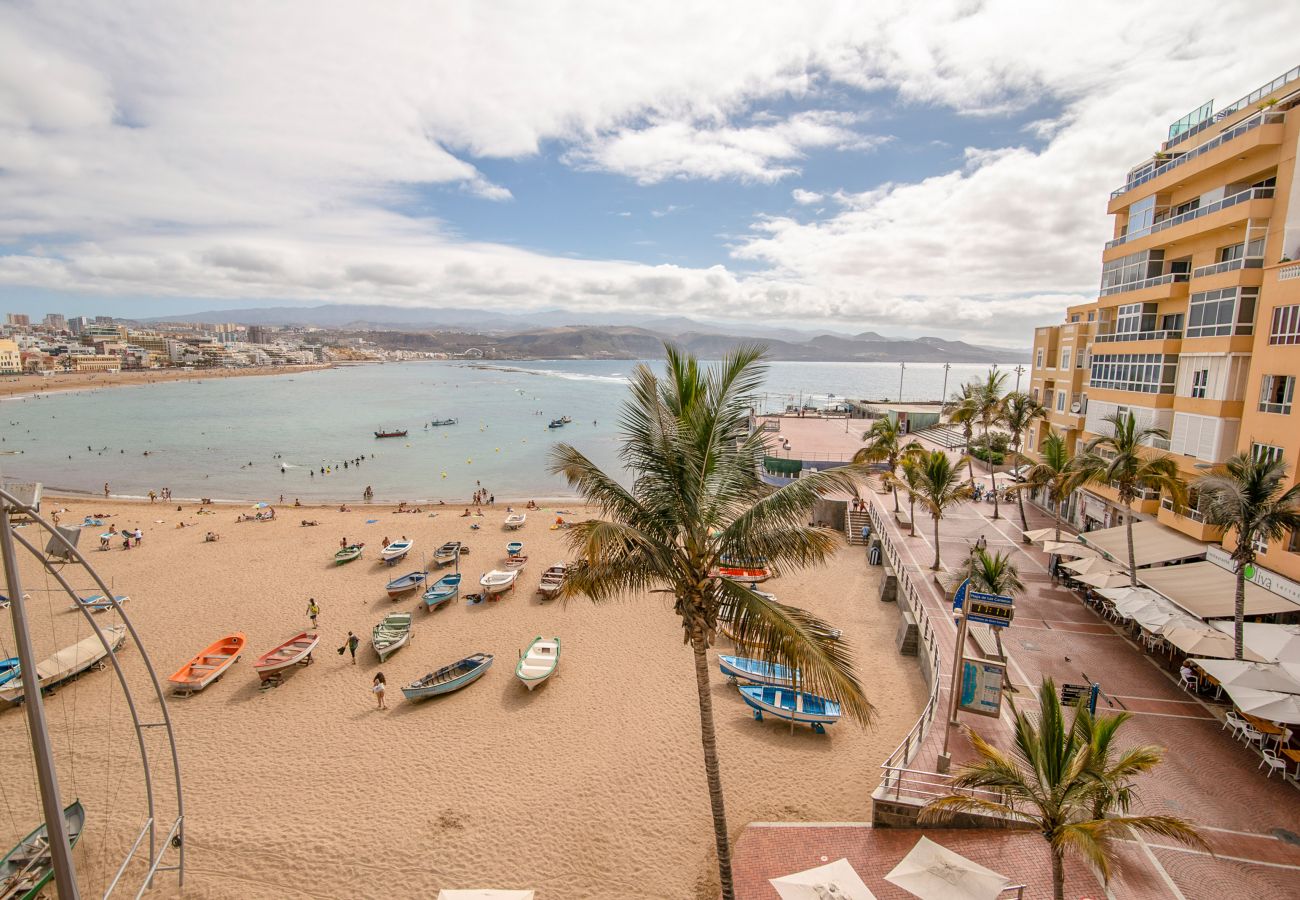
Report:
386,570,427,598
422,574,461,610
515,636,560,690
537,562,567,600
252,631,319,684
433,541,463,567
0,800,85,900
1,625,128,705
718,655,796,687
169,633,245,696
373,613,412,662
737,685,840,733
479,570,518,596
334,545,363,565
503,513,526,530
381,539,413,564
402,652,493,700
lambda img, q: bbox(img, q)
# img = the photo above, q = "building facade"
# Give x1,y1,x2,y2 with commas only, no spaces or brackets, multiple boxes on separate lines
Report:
1029,64,1300,582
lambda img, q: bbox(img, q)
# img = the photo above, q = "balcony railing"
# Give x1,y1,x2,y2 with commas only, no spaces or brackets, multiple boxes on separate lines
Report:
1106,187,1275,250
1113,481,1162,500
1279,264,1300,283
1113,112,1284,197
1191,257,1264,278
1259,401,1293,415
1162,496,1206,522
1098,272,1188,298
1092,329,1182,344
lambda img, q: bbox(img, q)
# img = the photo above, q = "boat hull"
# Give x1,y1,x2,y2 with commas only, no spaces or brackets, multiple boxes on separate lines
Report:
372,614,413,662
386,572,427,597
718,655,796,687
1,626,127,704
737,685,840,733
402,653,493,700
515,636,560,690
479,571,518,595
252,632,320,683
335,547,362,565
422,575,461,610
0,800,84,900
169,633,245,695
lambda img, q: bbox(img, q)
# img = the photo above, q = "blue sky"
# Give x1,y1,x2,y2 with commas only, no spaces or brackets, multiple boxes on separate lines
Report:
1,2,1297,344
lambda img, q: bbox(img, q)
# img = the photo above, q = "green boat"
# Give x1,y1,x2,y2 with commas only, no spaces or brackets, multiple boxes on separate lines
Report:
0,800,85,900
334,545,363,565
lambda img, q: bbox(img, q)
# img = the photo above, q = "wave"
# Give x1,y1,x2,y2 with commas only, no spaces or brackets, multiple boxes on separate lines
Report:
463,364,631,385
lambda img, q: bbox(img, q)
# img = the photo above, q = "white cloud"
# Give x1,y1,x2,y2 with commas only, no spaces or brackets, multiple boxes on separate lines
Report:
791,189,824,205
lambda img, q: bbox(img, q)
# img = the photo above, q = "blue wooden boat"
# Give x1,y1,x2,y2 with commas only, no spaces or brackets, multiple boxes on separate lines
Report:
401,652,493,700
385,571,427,598
0,658,19,688
0,800,85,900
72,594,129,614
718,655,796,687
422,574,462,610
506,541,524,556
737,685,841,734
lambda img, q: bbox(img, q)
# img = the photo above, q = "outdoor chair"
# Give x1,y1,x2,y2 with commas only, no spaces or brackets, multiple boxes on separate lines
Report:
1178,671,1199,693
1239,724,1265,748
1259,748,1288,779
1222,713,1247,739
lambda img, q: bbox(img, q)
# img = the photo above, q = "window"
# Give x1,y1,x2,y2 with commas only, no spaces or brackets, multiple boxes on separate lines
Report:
1089,353,1178,393
1070,314,1080,323
1252,443,1284,465
1259,375,1295,414
1187,287,1257,338
1160,312,1184,332
1031,387,1039,402
1076,349,1086,369
1036,348,1044,369
1190,369,1209,399
1270,305,1300,345
1100,249,1164,293
1056,392,1066,411
1061,348,1071,370
1087,311,1095,322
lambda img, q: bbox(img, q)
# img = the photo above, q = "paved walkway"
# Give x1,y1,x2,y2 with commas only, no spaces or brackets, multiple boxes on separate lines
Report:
733,488,1300,898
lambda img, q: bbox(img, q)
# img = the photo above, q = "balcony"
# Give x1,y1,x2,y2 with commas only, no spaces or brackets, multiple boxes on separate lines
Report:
1110,111,1285,201
1099,272,1189,299
1092,329,1182,344
1191,257,1264,279
1105,187,1275,252
1088,480,1161,515
1158,497,1226,542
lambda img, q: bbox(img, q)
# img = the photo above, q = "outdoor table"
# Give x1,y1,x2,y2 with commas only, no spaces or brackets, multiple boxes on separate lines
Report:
1241,713,1286,743
1282,748,1300,779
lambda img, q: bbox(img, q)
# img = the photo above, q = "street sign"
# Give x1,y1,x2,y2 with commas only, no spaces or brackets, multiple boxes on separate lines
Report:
965,591,1015,628
952,578,970,611
958,656,1006,718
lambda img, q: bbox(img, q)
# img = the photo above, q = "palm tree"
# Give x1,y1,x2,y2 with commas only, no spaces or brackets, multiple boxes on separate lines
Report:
853,416,922,513
548,345,874,899
1196,454,1300,659
913,449,974,570
944,382,980,482
975,369,1009,519
884,446,927,537
958,548,1024,597
1072,412,1187,587
1009,432,1078,542
1000,391,1047,536
919,678,1208,900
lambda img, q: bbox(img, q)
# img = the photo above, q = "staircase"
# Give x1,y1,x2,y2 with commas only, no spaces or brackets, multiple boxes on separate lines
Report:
912,423,967,450
846,507,872,545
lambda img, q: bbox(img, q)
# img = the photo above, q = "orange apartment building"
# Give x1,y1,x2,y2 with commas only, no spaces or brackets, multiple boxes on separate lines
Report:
1028,64,1300,595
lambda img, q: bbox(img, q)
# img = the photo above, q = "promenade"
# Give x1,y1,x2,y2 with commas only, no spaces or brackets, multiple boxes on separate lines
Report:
734,459,1300,897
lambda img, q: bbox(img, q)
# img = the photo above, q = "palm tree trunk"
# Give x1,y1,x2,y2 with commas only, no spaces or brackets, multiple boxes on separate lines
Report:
1053,500,1062,542
1051,849,1065,900
892,479,900,513
986,422,1000,520
1234,561,1248,661
1124,502,1137,587
690,633,735,899
932,515,942,570
909,496,917,536
1017,488,1029,540
965,431,975,482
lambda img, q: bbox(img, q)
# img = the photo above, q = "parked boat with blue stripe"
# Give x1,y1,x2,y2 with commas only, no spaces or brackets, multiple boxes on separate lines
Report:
718,655,796,687
401,652,492,700
386,571,427,598
422,573,461,610
737,685,841,733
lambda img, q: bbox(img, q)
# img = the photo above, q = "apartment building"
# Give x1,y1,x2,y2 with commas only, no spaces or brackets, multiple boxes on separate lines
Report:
1029,64,1300,585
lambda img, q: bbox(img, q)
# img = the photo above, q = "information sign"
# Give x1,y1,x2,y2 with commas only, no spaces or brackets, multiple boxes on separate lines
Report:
958,656,1006,718
965,591,1015,628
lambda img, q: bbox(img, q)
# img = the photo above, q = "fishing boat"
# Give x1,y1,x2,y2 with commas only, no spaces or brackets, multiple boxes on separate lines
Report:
252,631,319,684
737,685,841,734
168,633,245,696
537,562,567,600
0,800,85,900
718,655,796,687
385,570,427,598
422,573,462,610
506,541,524,556
432,540,463,567
479,569,518,596
503,513,526,530
373,429,408,438
372,613,412,662
401,652,493,700
560,415,572,424
515,636,560,690
429,418,458,426
0,625,128,705
547,419,565,429
716,564,772,584
0,658,19,688
381,539,413,564
334,544,363,565
71,594,129,614
503,553,528,571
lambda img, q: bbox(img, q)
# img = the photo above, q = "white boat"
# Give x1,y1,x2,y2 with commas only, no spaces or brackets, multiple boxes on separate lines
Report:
381,539,414,563
515,636,560,690
1,625,127,704
479,570,518,595
537,563,567,600
503,513,527,530
737,685,841,734
433,541,463,567
372,613,413,662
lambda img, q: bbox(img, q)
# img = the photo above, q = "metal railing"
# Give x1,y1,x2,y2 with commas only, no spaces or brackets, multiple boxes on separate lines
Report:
1111,480,1161,499
1161,496,1206,522
1092,329,1182,343
1214,66,1300,121
1106,187,1275,250
1192,256,1263,278
1259,401,1293,415
1098,272,1188,298
1113,111,1284,197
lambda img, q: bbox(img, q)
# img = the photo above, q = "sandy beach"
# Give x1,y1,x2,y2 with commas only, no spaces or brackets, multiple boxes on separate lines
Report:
0,365,335,401
0,497,925,899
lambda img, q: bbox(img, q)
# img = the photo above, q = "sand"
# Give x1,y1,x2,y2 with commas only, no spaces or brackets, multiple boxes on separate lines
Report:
0,364,335,400
0,497,926,899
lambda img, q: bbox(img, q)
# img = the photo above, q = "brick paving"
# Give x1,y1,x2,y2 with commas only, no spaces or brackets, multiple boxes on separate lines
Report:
732,461,1300,898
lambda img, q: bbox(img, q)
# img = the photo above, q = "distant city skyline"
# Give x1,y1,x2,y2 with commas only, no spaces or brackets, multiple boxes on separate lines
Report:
1,3,1297,347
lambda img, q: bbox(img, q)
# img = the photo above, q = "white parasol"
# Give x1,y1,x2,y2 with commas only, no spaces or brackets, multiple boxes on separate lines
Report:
884,836,1011,900
770,858,877,900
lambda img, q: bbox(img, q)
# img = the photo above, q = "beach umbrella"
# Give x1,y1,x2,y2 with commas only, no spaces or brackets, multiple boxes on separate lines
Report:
770,858,877,900
1075,570,1134,589
1208,622,1300,663
1190,659,1300,695
1042,540,1098,558
436,892,534,900
1220,685,1300,724
1164,625,1265,661
1022,527,1057,543
884,836,1010,900
1060,557,1122,576
253,502,269,508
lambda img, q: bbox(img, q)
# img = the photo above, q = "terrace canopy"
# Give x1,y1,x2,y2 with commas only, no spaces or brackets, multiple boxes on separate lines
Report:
1208,621,1300,663
1077,520,1206,567
1138,562,1300,619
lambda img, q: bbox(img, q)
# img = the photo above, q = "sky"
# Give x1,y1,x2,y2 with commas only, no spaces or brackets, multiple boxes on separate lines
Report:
1,2,1298,346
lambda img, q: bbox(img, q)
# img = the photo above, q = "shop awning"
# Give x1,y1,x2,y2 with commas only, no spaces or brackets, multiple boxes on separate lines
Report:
1077,520,1206,567
1138,562,1300,619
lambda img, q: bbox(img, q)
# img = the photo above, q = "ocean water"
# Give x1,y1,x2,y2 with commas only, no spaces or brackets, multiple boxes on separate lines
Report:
0,359,1015,502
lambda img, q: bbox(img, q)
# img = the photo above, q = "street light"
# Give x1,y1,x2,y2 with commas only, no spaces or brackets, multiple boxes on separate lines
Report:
898,362,905,403
1014,364,1026,393
940,362,951,404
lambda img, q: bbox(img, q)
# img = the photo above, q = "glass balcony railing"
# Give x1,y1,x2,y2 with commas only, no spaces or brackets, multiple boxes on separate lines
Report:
1098,272,1189,298
1112,481,1162,500
1191,257,1264,279
1092,330,1182,343
1106,187,1275,251
1162,496,1206,522
1113,112,1284,198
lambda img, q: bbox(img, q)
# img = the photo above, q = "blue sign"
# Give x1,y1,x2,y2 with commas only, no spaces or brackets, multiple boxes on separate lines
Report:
952,578,970,611
965,591,1015,628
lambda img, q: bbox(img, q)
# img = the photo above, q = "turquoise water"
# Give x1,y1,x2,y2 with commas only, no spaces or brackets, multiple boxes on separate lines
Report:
0,360,1014,502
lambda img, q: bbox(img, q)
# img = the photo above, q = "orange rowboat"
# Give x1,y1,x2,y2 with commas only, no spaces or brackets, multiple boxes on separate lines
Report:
716,565,771,584
169,633,245,695
252,631,319,684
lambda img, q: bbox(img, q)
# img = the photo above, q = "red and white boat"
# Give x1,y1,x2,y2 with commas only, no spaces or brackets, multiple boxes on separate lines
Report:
716,565,772,584
251,631,320,683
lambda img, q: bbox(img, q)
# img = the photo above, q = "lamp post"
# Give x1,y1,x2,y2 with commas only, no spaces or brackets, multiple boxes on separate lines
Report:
898,362,906,403
941,363,951,405
1014,364,1025,393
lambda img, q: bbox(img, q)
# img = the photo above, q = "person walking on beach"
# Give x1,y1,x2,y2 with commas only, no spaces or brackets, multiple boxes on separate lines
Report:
104,482,110,498
307,598,320,628
346,631,359,664
372,672,387,709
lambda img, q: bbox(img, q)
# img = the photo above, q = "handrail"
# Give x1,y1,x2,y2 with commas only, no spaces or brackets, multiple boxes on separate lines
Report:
1113,111,1284,197
1098,272,1187,298
1093,330,1182,343
1106,187,1275,250
1192,257,1263,279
